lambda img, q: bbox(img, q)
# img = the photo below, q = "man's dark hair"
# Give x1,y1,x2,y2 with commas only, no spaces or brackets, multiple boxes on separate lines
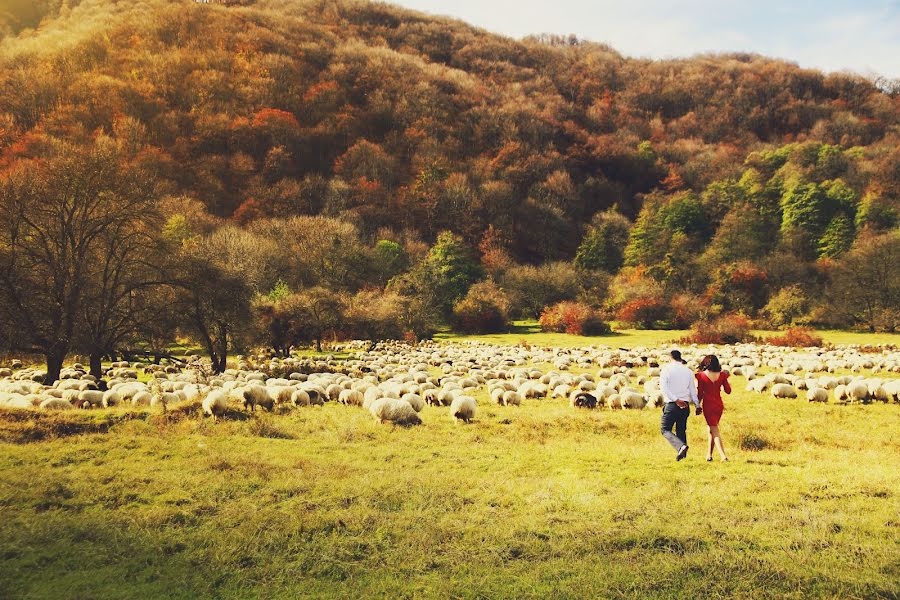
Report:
670,349,682,361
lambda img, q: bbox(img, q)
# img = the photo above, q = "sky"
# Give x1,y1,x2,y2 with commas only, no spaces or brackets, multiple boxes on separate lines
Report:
390,0,900,79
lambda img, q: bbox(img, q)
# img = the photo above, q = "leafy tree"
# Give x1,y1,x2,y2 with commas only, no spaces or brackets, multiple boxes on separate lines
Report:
826,232,900,332
393,231,484,318
501,262,580,319
818,214,855,258
763,285,809,327
574,209,630,272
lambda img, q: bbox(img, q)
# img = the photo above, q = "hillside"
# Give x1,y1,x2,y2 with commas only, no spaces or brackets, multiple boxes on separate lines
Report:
1,0,897,261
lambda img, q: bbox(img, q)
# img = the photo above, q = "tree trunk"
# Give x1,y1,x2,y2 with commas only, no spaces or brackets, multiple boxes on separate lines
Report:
44,349,65,385
89,352,103,380
316,337,322,352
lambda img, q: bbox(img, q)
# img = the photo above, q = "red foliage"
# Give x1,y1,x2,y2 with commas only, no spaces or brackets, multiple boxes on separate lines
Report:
680,313,755,344
661,163,685,191
251,108,300,131
766,327,824,347
302,81,339,103
540,302,611,335
232,197,265,225
616,297,669,328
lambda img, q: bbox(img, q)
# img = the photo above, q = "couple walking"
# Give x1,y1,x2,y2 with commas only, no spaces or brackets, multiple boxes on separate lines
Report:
660,349,730,462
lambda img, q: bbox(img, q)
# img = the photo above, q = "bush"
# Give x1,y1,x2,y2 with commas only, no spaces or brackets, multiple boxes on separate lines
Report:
766,327,823,347
616,297,669,329
738,431,771,452
680,313,754,344
539,302,611,335
670,293,707,328
451,281,510,333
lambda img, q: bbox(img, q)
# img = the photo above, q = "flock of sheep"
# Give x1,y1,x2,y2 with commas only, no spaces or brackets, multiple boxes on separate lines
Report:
1,341,898,426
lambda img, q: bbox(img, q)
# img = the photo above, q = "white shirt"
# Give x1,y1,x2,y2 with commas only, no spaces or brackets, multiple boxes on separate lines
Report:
660,360,699,407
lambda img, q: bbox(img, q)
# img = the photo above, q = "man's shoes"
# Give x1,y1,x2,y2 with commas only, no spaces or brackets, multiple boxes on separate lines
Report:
676,445,689,461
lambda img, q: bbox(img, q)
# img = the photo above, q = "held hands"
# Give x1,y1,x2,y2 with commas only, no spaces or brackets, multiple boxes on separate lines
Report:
695,406,703,416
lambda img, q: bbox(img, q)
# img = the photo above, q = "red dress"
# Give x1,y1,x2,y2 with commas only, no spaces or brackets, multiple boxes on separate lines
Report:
696,371,730,427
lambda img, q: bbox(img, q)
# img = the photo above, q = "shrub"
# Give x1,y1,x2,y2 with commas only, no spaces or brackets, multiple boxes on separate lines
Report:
616,297,669,329
670,293,707,328
738,431,771,451
767,327,823,347
451,281,510,333
680,313,754,344
540,301,611,335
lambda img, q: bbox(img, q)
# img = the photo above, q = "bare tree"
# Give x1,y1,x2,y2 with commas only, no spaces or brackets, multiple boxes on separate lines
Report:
0,137,158,383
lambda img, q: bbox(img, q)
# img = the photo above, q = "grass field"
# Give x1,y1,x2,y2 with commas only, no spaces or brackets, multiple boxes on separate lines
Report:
436,320,900,349
1,337,899,598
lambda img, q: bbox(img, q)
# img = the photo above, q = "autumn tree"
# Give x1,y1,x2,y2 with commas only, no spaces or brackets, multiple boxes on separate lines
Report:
0,137,160,383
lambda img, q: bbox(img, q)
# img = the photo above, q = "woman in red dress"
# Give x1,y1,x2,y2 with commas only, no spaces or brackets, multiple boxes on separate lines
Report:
696,354,731,462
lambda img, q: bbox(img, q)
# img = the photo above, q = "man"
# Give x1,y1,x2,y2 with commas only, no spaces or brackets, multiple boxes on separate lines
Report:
660,349,700,461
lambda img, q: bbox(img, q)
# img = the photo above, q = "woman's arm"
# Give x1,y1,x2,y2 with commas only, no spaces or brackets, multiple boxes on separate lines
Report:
722,372,731,394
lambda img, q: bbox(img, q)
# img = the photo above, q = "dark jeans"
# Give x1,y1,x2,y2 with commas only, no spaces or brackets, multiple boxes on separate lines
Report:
661,402,689,451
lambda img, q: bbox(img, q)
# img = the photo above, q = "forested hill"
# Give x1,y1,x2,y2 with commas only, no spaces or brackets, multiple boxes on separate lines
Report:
1,0,898,264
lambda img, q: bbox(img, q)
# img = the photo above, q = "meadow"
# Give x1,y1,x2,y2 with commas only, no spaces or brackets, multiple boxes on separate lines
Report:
1,334,898,599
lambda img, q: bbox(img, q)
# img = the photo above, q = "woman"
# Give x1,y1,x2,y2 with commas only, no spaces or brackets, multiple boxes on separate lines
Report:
696,354,731,461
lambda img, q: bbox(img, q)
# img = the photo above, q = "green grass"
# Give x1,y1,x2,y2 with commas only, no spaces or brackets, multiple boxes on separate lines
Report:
436,320,900,348
1,355,898,598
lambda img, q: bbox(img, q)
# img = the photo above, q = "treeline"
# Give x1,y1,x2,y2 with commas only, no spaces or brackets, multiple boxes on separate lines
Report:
0,0,898,379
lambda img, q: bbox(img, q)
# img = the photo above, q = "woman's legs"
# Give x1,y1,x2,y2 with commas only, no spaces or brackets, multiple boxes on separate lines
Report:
706,426,715,460
709,425,728,460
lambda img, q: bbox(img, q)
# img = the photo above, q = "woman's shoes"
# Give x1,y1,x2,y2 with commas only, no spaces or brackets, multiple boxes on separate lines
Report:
706,456,712,462
722,457,729,462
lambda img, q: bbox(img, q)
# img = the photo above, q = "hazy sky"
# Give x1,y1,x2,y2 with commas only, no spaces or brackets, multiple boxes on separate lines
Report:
390,0,900,79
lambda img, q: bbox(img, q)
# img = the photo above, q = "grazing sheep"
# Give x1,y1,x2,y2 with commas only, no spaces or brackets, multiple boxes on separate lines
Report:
401,393,424,412
846,382,869,403
131,391,152,406
569,390,598,409
771,383,798,399
339,389,364,406
621,391,647,410
39,398,73,410
369,398,421,426
202,390,229,421
450,395,477,423
806,387,829,403
243,386,274,412
606,393,622,409
291,389,312,407
500,391,523,407
78,389,105,408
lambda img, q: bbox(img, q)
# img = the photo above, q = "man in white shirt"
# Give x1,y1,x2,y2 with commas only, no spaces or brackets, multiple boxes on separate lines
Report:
659,349,700,461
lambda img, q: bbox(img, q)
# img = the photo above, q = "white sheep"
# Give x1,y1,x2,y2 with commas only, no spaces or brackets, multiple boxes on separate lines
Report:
500,391,522,407
450,395,477,422
401,393,424,412
202,390,229,421
369,398,421,425
621,391,647,409
39,398,73,410
771,383,798,399
243,386,274,412
806,387,828,403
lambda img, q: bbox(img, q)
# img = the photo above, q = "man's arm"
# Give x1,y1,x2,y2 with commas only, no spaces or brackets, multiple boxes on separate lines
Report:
660,367,673,403
689,371,700,407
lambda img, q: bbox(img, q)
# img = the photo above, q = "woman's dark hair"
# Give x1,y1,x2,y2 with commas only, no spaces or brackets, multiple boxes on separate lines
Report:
698,354,721,372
